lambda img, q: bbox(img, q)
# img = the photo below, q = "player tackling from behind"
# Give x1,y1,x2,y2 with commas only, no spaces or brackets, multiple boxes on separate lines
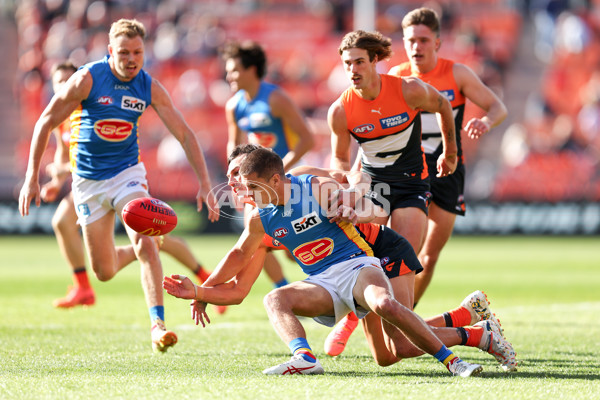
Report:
19,18,219,352
325,28,457,357
324,9,509,356
169,148,483,377
164,145,517,374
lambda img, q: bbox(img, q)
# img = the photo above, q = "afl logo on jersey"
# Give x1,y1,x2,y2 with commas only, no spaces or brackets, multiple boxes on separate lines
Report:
352,124,375,135
122,96,146,113
380,256,390,266
273,227,289,238
97,96,113,105
94,119,134,142
291,211,322,234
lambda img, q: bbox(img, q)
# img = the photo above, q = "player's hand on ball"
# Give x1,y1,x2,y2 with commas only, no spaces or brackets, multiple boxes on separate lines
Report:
191,300,210,327
163,274,196,300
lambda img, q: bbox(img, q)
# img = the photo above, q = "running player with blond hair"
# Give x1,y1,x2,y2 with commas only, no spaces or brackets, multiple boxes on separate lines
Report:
19,19,219,352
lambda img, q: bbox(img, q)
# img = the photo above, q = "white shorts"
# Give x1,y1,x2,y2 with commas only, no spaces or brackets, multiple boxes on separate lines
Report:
305,256,382,327
71,163,150,226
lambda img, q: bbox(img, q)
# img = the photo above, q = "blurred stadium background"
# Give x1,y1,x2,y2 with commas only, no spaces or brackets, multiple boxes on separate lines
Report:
0,0,598,235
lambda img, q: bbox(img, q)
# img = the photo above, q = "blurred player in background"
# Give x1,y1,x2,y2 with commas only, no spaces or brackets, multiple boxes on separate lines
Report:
389,7,507,305
326,29,457,354
222,40,315,289
19,19,219,352
43,62,224,312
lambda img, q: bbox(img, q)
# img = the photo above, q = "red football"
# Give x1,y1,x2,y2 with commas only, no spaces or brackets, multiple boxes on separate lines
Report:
121,197,178,236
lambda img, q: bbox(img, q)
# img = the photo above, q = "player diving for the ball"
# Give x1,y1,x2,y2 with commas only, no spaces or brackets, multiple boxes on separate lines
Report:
163,145,517,375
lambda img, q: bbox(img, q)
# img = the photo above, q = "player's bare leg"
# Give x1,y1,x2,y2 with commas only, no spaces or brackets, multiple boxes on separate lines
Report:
262,281,331,375
386,207,428,256
352,266,481,376
415,203,456,304
116,193,177,352
52,193,95,308
262,252,288,287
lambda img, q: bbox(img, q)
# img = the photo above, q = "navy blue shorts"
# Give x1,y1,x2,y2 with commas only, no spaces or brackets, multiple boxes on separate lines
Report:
358,224,423,279
427,160,466,216
366,176,431,216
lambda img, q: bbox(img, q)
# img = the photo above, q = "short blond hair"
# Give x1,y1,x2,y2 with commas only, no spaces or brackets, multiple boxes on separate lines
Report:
109,19,146,41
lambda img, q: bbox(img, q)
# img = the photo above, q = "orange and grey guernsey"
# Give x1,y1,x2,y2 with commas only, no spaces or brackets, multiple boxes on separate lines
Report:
340,74,426,182
390,58,466,166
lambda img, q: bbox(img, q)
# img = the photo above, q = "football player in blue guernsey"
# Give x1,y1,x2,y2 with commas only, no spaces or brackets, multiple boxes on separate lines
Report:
222,40,315,291
188,147,482,377
18,18,219,352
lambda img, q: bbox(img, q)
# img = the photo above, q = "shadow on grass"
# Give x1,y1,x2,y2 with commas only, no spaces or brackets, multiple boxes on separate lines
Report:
263,353,600,380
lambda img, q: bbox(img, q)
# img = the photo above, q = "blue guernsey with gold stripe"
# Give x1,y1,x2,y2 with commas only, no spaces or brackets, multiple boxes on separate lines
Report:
69,55,152,180
231,81,298,158
259,174,373,276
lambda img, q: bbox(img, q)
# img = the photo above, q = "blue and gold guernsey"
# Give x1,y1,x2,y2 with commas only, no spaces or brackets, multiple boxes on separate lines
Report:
231,81,297,158
259,174,373,276
69,55,152,180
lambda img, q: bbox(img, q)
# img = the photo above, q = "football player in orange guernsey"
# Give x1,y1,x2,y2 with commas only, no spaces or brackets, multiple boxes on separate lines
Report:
326,29,457,355
389,7,507,305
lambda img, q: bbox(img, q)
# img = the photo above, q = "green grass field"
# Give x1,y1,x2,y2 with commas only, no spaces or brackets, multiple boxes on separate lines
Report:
1,234,599,399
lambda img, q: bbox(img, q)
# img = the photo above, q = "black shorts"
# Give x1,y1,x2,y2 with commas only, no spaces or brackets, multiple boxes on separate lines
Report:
366,176,431,216
427,161,466,216
370,226,423,279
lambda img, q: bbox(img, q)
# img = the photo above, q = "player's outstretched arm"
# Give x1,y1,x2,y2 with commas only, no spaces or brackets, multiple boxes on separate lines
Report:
454,63,507,139
270,89,315,171
403,76,457,177
163,246,267,305
150,78,220,222
202,212,265,288
41,126,71,202
328,99,352,171
19,70,91,216
225,97,246,158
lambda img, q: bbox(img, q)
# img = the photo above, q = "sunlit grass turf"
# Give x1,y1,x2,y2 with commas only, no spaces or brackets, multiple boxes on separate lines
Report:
1,235,599,399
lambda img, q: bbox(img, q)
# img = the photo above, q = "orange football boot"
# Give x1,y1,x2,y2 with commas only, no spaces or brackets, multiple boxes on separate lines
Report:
53,286,95,308
324,312,359,356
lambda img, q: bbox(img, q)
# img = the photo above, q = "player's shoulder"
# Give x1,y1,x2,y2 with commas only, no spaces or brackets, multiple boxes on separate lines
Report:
225,90,244,110
388,61,412,77
450,61,479,86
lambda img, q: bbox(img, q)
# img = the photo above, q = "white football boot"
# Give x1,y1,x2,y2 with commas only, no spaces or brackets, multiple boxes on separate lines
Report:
263,355,324,375
447,359,483,377
476,320,518,371
461,290,504,335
